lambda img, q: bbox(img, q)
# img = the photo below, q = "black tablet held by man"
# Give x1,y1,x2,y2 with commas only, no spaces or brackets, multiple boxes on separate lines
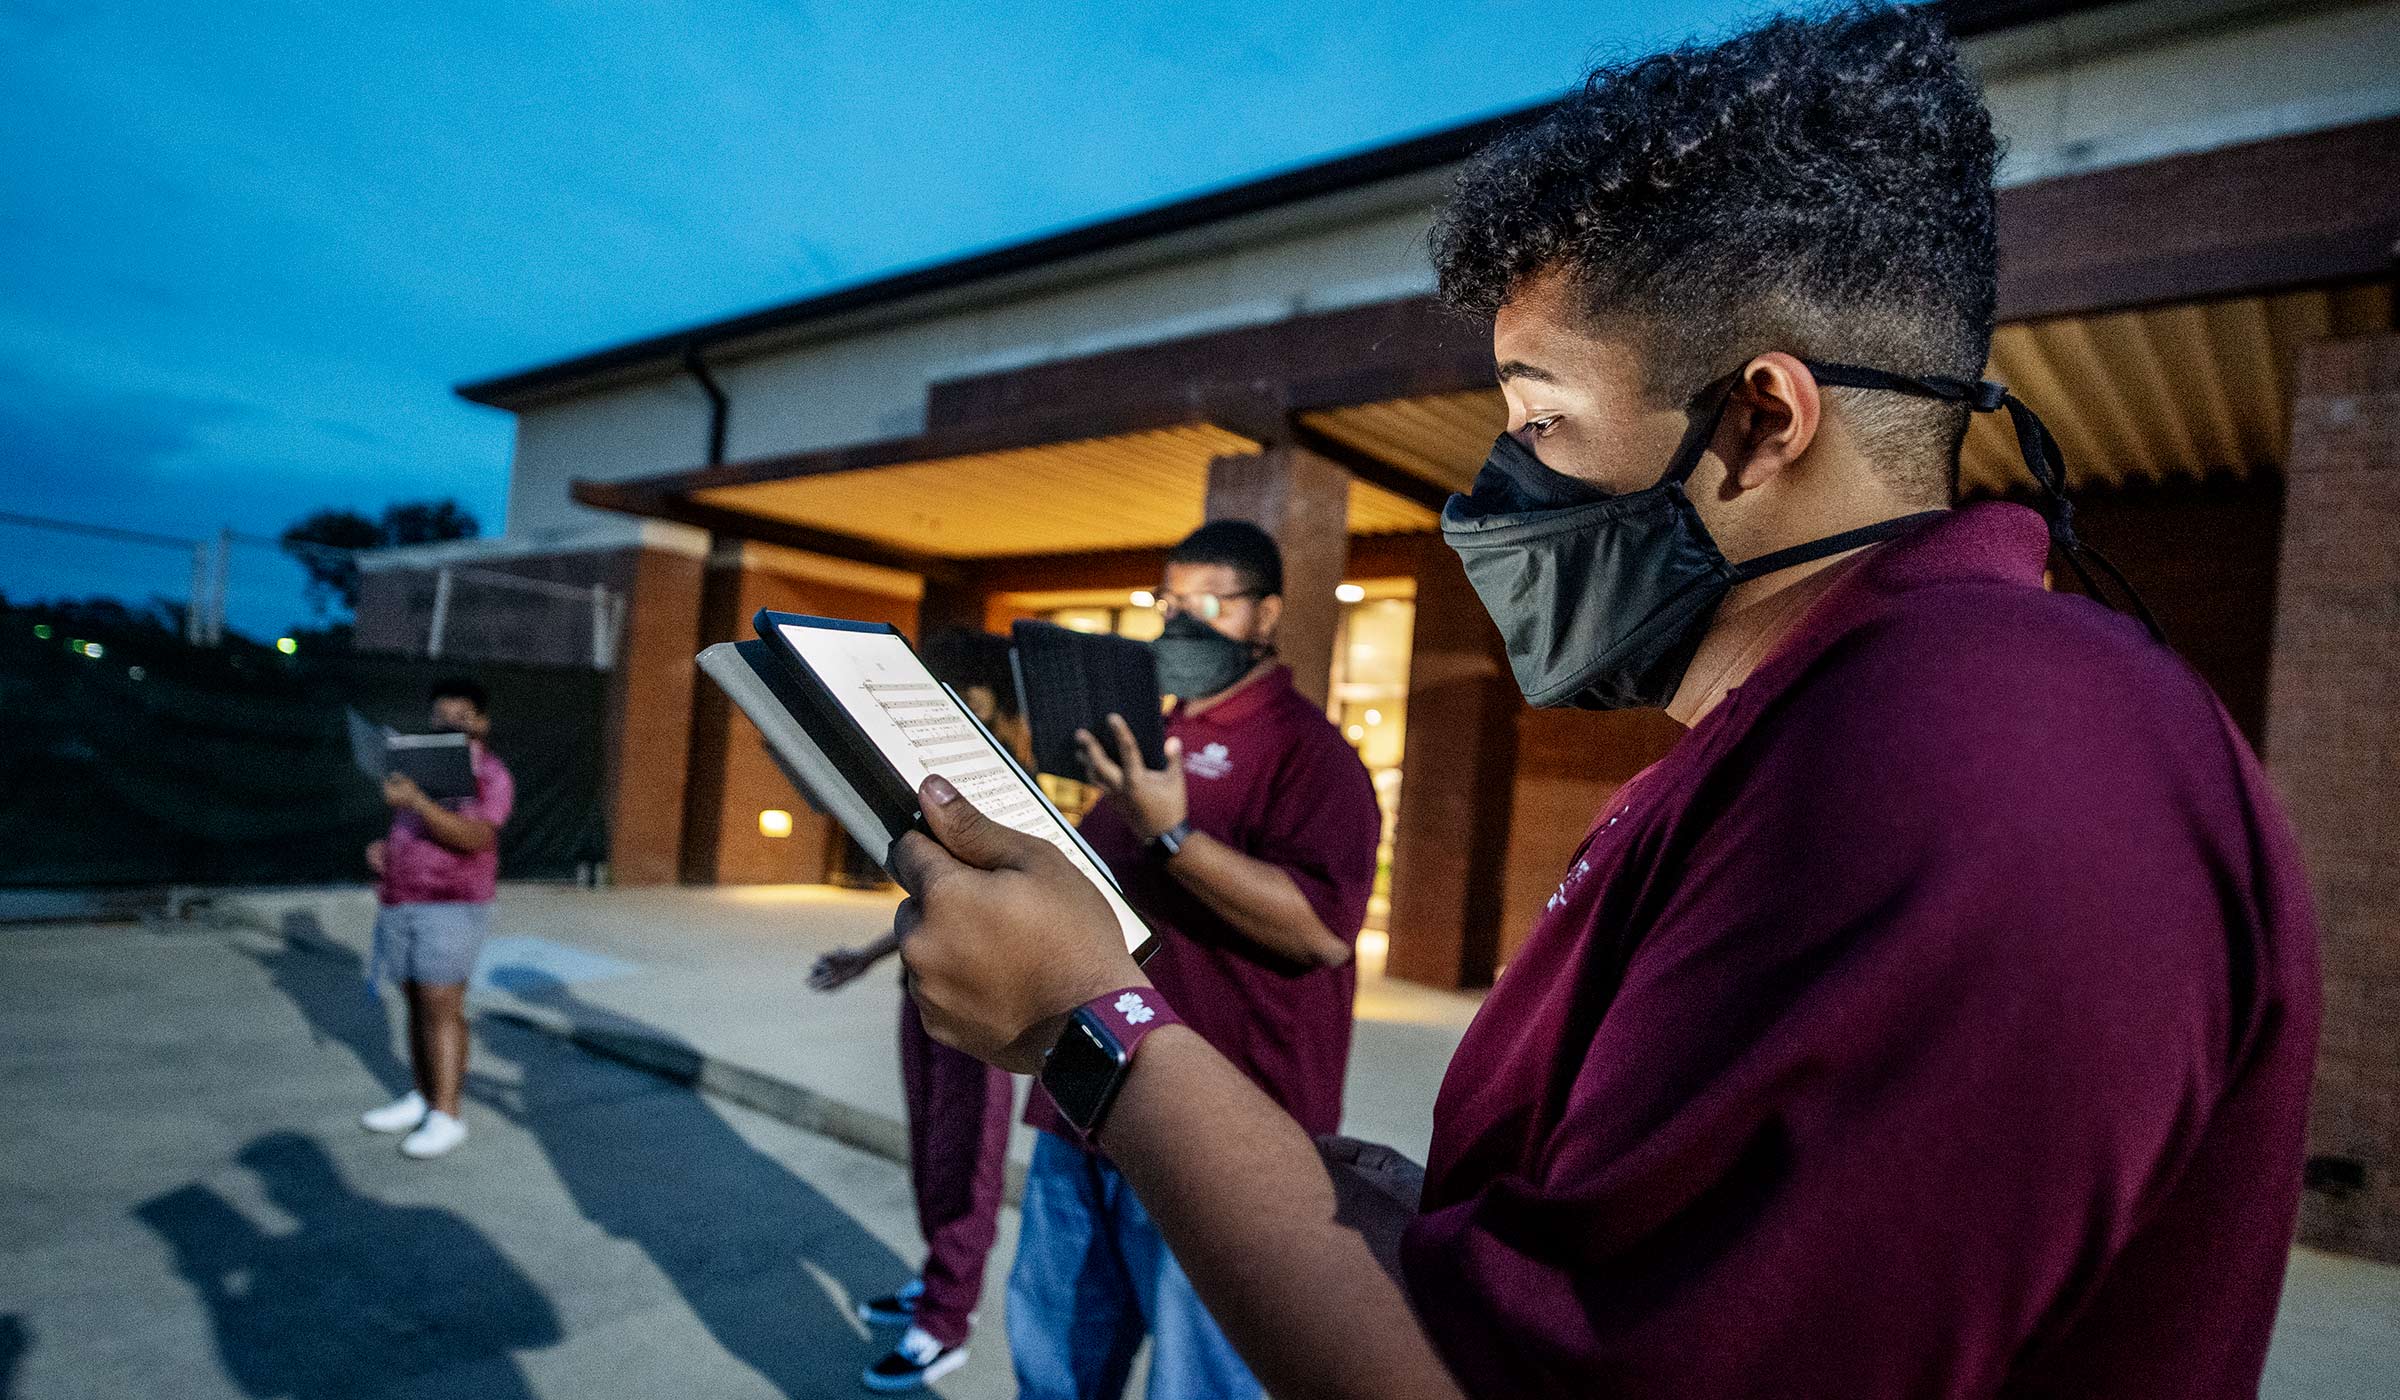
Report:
1009,619,1168,780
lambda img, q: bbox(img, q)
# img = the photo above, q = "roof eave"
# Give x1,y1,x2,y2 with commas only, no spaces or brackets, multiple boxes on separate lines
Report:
454,0,2129,412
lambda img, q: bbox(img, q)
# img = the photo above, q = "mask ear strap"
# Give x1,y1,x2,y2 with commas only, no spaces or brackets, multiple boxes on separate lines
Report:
1807,360,2167,644
1659,377,1740,488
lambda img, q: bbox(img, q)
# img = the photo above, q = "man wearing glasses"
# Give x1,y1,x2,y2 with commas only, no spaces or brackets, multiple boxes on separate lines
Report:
1005,519,1381,1400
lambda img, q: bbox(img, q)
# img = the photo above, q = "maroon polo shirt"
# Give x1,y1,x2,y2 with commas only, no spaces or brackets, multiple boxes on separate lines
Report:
1030,664,1382,1143
1401,503,2320,1399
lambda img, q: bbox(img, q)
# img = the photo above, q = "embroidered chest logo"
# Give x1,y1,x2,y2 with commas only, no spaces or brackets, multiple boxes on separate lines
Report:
1184,742,1233,780
1546,859,1593,913
1546,803,1634,913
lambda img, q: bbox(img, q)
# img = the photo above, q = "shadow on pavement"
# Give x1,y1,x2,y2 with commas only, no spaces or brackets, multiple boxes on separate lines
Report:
475,967,911,1398
1,1313,28,1400
135,1133,559,1400
249,911,414,1097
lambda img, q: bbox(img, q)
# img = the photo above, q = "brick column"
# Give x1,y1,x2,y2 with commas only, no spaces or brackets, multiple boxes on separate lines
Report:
2268,334,2400,1264
602,542,706,886
678,537,748,883
1384,536,1520,990
1204,444,1350,707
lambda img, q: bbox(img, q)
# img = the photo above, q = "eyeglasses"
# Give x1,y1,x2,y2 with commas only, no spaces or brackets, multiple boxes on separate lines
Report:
1152,589,1260,622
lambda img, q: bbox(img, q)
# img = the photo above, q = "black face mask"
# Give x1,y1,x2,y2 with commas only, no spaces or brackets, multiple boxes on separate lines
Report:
1441,359,2161,711
1152,612,1266,701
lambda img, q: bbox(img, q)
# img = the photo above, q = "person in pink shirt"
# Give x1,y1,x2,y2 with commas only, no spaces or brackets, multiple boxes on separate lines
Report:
359,677,515,1160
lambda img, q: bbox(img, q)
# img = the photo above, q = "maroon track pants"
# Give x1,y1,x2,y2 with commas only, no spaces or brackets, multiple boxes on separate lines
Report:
899,994,1012,1347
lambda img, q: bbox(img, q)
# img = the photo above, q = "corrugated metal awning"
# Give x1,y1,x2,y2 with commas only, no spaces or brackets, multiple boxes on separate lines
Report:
1959,280,2393,493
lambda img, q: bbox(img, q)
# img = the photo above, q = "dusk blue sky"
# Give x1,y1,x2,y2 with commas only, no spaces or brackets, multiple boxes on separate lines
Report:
3,0,1751,635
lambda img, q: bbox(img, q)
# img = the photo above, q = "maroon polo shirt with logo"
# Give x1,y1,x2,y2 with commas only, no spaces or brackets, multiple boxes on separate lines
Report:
1401,503,2320,1399
1029,663,1382,1143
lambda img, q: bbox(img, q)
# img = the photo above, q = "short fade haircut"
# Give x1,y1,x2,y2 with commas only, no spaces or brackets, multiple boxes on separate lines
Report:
1431,2,1998,503
1169,520,1284,599
429,675,489,713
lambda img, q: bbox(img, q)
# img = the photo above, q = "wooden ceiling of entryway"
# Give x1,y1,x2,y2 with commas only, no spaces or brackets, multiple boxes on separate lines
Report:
692,421,1437,559
1301,281,2396,501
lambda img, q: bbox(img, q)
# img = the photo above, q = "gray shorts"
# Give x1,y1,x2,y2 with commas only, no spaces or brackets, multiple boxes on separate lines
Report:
370,902,493,987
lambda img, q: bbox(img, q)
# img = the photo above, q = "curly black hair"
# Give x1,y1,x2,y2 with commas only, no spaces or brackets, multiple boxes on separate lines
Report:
1431,2,1998,501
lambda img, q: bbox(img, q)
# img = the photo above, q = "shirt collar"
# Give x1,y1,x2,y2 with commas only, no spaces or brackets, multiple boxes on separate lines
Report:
1172,662,1294,729
1738,501,2052,701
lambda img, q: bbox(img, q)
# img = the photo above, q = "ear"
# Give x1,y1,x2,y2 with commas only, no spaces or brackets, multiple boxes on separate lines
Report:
1252,592,1284,643
1723,352,1821,491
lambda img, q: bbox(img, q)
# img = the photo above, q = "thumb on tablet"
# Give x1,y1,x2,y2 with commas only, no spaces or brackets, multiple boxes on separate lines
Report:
919,773,1040,871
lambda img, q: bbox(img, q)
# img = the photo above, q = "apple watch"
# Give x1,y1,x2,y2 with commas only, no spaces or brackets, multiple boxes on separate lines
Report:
1147,819,1194,860
1039,986,1184,1138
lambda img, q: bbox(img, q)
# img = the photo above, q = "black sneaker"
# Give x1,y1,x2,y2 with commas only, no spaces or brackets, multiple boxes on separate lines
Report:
855,1277,922,1327
861,1326,965,1393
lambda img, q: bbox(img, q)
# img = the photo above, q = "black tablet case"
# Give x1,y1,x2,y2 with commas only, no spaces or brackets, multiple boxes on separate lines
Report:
385,732,477,802
1010,620,1168,780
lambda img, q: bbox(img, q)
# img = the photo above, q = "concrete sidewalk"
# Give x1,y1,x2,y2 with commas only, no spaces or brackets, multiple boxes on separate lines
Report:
0,913,1026,1400
219,882,2400,1398
228,883,1482,1187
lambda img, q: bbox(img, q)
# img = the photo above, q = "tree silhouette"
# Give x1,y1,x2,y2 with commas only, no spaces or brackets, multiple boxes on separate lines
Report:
280,501,477,615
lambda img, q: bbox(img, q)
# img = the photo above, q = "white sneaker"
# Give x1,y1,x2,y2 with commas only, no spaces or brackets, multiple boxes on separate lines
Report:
862,1325,965,1392
400,1110,468,1159
361,1090,428,1134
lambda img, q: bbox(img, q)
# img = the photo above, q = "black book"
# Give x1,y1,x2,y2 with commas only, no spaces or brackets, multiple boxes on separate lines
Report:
1009,620,1168,781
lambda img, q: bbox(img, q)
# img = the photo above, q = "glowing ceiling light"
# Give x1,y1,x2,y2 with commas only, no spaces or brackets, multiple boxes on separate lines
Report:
758,808,794,839
1335,583,1366,603
1130,590,1156,608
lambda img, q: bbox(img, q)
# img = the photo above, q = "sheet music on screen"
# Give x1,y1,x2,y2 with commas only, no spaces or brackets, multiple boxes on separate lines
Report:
777,623,1150,954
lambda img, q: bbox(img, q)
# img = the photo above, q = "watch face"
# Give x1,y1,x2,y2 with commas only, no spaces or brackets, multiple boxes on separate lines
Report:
1042,1010,1130,1133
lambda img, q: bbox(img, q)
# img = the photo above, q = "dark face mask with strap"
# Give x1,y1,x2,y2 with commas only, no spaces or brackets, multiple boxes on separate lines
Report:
1440,359,2162,711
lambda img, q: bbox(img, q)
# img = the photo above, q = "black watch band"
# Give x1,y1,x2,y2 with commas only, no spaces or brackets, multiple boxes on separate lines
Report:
1147,819,1194,859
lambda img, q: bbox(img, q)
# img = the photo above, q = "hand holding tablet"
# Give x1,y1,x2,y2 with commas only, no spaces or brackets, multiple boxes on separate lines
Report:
889,772,1150,1073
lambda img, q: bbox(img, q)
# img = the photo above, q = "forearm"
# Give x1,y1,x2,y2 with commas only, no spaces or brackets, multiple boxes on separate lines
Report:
413,804,495,854
1163,834,1351,967
1097,1025,1462,1400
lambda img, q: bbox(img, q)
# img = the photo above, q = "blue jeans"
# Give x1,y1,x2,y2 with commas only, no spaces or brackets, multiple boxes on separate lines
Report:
1008,1131,1262,1400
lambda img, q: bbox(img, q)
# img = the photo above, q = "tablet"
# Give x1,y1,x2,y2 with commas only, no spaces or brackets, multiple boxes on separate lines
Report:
386,732,477,802
1009,620,1168,780
732,612,1156,960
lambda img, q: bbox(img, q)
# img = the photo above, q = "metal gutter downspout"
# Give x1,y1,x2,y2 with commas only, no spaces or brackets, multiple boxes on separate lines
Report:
684,344,730,466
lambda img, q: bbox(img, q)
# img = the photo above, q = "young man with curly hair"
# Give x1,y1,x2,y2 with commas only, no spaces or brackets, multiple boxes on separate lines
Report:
878,6,2322,1397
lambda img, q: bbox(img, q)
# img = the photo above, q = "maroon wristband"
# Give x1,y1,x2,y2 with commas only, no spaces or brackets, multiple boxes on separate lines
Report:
1086,985,1183,1048
1040,985,1185,1139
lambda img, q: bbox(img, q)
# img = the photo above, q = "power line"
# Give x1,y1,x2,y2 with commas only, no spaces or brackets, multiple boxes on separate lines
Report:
0,510,199,552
